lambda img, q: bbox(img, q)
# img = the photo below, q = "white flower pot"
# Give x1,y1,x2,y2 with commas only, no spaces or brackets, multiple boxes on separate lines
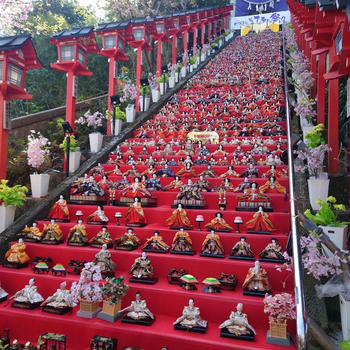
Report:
126,104,136,123
30,173,50,198
169,76,175,89
319,225,348,256
307,177,330,210
139,96,150,112
201,54,205,62
181,66,187,78
110,118,123,136
189,65,193,72
340,292,350,340
0,204,16,233
303,126,315,143
300,116,314,128
89,132,103,153
69,151,81,174
151,89,160,103
219,39,223,47
160,83,167,95
175,74,179,83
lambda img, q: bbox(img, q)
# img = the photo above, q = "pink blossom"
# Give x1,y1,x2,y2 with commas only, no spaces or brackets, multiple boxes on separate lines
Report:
264,293,296,322
26,130,50,170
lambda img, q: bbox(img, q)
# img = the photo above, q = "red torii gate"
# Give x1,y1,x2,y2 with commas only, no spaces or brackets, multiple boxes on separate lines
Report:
0,35,42,180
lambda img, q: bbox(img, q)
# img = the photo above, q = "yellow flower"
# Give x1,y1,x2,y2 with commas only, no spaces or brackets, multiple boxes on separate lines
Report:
334,204,346,211
315,199,325,206
313,124,324,132
327,196,337,203
304,209,311,216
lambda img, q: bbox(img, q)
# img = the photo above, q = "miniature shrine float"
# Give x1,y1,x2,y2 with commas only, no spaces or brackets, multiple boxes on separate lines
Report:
219,303,256,341
202,278,221,293
173,298,207,333
179,274,198,291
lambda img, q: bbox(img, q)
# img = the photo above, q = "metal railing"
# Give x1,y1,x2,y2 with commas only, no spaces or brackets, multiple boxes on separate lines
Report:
282,23,308,350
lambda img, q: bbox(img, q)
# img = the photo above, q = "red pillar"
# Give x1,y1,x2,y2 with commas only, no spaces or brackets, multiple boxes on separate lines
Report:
310,42,317,98
157,40,162,77
184,31,188,52
135,47,142,112
193,27,197,55
317,52,326,125
327,78,339,174
208,22,212,41
172,35,177,65
213,21,216,39
65,71,76,131
0,94,9,179
201,24,205,46
107,56,117,135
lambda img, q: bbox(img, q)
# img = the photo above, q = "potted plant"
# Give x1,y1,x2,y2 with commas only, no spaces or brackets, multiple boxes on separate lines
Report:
71,262,103,319
175,64,181,83
120,81,137,122
138,85,151,112
304,196,349,254
0,180,28,233
26,130,51,198
59,135,81,173
295,124,331,210
148,73,159,103
158,73,169,95
264,293,296,346
223,30,231,41
98,276,129,323
167,63,177,88
188,56,196,72
76,110,105,153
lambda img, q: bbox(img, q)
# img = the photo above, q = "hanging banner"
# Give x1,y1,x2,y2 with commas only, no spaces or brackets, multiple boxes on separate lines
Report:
235,0,288,17
231,11,290,30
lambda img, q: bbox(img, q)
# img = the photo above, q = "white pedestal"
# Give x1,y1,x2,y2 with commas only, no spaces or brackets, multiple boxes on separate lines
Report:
151,89,160,103
340,293,350,340
307,177,330,210
0,205,16,233
139,96,150,112
320,225,348,255
181,66,187,78
30,173,50,198
126,104,136,123
169,76,175,88
89,132,103,153
110,119,123,136
69,151,81,173
160,83,167,95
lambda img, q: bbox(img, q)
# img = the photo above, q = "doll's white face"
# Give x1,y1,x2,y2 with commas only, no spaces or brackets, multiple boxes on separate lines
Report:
189,299,194,307
142,251,147,259
51,219,55,224
237,303,243,313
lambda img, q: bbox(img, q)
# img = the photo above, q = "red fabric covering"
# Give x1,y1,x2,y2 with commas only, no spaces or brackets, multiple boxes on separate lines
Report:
0,32,296,350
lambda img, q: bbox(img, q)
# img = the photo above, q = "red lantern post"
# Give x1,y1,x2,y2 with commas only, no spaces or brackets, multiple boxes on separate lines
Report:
168,16,182,65
179,12,192,53
97,21,129,135
50,27,98,132
0,35,42,179
189,10,200,55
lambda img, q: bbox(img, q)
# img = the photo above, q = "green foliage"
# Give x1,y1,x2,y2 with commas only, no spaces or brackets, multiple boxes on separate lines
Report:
341,340,350,350
188,56,196,65
157,73,169,83
305,123,325,148
114,106,126,121
59,135,80,152
101,276,129,304
139,85,150,97
0,339,9,350
304,197,349,227
0,180,28,207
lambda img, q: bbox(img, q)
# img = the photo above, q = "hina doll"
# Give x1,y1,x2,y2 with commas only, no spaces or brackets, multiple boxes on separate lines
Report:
242,261,272,296
176,163,197,179
220,165,239,178
259,176,286,195
89,226,113,248
195,175,212,192
125,197,147,227
47,195,69,221
106,164,123,176
171,228,194,255
230,236,255,260
263,165,287,178
67,219,88,246
239,164,259,178
245,206,275,233
259,238,284,262
142,231,169,253
166,203,192,229
120,177,152,199
114,228,140,250
205,212,233,232
120,291,154,325
219,303,256,339
4,239,30,268
173,298,207,333
145,174,163,191
233,177,253,192
93,244,116,277
41,219,63,244
163,176,183,191
88,163,106,177
21,222,43,242
86,205,109,225
123,165,141,178
129,252,156,283
199,165,217,178
200,230,225,257
10,278,44,309
155,164,176,178
41,281,76,314
0,282,8,303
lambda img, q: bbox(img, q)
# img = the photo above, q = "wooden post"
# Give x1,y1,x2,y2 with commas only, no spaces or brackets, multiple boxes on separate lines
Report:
65,71,76,132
